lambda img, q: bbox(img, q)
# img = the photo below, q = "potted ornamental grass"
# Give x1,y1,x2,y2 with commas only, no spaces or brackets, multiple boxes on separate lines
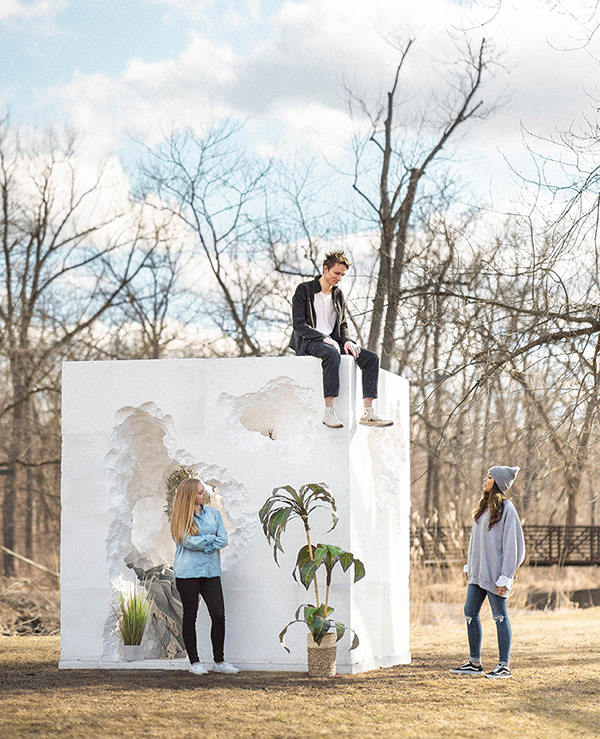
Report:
259,482,365,676
116,586,151,661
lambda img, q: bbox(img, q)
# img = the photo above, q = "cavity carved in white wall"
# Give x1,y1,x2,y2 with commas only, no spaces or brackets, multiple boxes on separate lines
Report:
218,377,318,455
101,401,253,660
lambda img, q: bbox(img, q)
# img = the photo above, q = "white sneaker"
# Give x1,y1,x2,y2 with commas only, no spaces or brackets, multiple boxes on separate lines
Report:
213,660,240,674
189,662,208,675
323,407,344,428
360,408,393,427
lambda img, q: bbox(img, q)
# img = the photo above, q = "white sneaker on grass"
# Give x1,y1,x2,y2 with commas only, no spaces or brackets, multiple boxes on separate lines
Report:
213,660,240,674
323,407,344,428
189,662,208,675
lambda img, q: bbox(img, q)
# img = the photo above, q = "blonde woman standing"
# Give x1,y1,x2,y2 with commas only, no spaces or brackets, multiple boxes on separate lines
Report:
450,465,525,679
170,477,239,675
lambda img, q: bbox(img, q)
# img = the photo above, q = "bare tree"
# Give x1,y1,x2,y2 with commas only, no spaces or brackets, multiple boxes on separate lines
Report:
419,204,600,526
348,36,500,369
0,117,157,575
95,216,197,360
138,121,289,356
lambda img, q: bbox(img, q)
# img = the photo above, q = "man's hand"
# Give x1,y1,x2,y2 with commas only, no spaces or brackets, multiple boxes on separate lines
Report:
323,336,341,353
496,586,508,596
344,341,361,359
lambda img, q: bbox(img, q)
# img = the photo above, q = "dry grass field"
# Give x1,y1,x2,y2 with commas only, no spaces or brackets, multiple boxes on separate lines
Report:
1,606,600,739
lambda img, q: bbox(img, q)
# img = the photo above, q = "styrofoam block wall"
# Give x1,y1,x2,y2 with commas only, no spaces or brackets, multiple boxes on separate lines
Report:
60,356,410,672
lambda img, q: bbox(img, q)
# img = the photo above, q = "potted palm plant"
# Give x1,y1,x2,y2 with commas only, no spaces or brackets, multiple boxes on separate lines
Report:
259,483,365,676
164,465,201,518
117,586,151,661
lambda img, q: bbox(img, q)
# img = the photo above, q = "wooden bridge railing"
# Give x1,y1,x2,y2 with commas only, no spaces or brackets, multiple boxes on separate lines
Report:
413,525,600,567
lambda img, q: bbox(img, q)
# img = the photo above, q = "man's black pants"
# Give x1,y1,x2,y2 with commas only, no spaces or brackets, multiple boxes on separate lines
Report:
304,341,379,399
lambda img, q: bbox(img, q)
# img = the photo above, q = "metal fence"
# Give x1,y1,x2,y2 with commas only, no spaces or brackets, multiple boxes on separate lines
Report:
412,525,600,567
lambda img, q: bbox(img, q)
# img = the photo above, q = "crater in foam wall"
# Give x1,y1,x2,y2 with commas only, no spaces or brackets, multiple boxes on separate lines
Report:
218,377,318,455
101,401,253,660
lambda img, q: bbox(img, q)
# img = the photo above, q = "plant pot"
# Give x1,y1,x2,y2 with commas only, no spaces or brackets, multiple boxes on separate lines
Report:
122,644,143,662
307,632,337,677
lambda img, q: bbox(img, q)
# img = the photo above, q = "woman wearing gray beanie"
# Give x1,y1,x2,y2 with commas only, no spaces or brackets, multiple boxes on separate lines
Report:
450,465,525,679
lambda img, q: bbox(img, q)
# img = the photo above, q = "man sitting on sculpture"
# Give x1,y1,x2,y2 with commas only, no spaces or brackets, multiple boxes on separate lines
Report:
289,250,393,429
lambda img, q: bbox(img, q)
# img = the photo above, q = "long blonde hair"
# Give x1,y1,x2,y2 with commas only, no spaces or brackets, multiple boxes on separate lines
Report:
170,478,201,543
473,482,505,530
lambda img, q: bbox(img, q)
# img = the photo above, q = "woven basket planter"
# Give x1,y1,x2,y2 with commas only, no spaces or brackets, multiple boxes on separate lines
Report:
307,632,337,677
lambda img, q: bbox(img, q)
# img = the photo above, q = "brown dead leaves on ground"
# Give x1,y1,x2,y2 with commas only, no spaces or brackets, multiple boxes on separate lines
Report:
1,608,599,739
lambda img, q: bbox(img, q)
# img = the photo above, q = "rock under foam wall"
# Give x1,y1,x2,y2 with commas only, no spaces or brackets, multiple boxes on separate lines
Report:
60,356,410,672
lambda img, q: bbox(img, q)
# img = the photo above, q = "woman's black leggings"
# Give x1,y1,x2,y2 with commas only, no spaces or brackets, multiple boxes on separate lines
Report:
175,576,225,663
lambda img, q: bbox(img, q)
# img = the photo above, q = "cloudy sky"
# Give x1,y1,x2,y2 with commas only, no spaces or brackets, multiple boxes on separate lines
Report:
1,0,599,204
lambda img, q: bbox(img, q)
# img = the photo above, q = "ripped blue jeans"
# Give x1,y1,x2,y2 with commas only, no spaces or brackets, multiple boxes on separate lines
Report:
464,583,511,665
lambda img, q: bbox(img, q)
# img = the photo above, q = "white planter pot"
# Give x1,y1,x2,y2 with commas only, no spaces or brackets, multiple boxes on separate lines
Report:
122,644,143,661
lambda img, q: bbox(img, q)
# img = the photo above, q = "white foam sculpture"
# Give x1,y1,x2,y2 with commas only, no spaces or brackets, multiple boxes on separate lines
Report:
59,356,410,672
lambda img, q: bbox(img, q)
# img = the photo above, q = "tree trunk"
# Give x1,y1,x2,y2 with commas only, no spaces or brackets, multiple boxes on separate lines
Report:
366,231,392,352
3,402,24,577
25,465,35,562
380,169,420,370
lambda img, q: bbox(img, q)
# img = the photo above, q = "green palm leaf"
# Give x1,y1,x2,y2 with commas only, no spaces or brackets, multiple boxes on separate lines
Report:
258,483,337,563
293,543,366,588
260,481,362,655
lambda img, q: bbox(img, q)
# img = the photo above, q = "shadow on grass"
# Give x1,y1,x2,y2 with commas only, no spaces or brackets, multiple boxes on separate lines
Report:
0,651,471,701
509,678,600,735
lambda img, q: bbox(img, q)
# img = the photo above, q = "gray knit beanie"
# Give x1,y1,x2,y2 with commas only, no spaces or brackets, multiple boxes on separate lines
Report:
488,465,520,493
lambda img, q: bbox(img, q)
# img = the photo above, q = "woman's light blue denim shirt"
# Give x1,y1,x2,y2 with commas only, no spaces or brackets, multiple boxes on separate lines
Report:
173,506,228,579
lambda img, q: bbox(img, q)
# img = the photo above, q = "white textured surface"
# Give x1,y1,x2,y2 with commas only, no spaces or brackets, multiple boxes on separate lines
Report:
60,356,410,672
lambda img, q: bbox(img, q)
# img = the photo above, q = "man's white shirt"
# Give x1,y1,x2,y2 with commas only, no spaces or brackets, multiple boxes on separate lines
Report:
314,291,336,337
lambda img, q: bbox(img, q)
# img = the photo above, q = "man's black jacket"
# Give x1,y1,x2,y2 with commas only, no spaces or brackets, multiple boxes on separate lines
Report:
289,276,351,355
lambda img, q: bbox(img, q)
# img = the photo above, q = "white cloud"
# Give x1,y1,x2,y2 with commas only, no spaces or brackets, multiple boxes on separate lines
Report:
272,102,358,159
52,0,487,150
55,33,239,150
0,0,68,23
141,0,261,26
445,2,600,200
0,0,23,21
141,0,215,12
42,0,600,204
224,0,261,27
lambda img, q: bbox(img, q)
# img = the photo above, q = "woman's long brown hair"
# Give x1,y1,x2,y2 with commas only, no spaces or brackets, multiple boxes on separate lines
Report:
170,478,201,543
473,481,505,529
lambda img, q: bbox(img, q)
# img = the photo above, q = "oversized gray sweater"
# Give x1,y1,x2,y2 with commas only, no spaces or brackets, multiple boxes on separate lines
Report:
464,499,525,597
